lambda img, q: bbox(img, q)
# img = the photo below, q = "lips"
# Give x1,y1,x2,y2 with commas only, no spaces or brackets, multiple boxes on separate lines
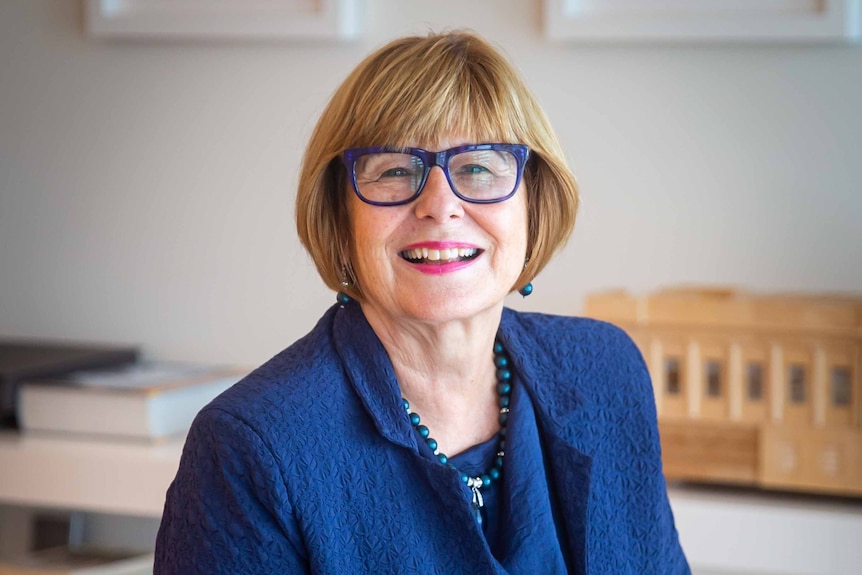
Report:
400,246,481,264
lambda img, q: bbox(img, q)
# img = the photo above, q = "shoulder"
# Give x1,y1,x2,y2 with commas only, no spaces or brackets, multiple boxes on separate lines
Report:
501,308,645,373
501,308,653,420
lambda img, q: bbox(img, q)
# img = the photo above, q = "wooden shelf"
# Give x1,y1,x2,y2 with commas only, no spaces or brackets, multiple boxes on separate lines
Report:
0,431,182,517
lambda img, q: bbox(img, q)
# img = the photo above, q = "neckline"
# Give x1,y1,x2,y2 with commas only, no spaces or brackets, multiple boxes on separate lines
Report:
401,338,513,523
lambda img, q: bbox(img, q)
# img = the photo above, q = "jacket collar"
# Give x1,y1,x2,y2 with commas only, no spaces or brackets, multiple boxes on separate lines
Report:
332,301,594,572
331,300,594,460
331,300,418,451
498,307,588,442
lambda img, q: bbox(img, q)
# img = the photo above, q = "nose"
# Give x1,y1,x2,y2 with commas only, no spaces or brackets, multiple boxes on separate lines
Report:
413,166,464,221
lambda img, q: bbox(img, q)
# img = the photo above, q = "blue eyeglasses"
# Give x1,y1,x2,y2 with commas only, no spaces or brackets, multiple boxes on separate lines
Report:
342,143,530,206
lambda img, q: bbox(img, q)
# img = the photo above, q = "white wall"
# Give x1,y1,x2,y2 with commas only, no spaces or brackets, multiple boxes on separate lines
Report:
1,0,860,368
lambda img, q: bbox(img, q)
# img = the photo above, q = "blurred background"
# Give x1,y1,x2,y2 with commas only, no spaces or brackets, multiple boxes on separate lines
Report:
1,1,860,573
2,1,859,367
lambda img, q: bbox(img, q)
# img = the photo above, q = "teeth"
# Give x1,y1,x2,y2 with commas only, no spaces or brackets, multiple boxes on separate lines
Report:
402,247,478,262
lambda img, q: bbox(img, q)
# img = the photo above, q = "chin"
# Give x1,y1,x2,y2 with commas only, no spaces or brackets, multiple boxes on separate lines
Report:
396,291,506,325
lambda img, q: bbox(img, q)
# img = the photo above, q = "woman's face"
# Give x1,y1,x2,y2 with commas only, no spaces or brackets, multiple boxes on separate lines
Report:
346,136,529,326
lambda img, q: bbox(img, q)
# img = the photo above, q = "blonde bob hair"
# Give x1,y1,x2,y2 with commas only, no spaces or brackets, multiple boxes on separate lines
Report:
296,31,579,301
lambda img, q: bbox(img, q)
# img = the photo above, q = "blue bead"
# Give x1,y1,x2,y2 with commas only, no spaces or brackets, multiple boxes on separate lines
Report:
336,291,351,304
518,283,533,297
398,339,512,484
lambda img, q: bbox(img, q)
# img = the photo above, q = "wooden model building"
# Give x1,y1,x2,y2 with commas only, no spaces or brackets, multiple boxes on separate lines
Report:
583,287,861,497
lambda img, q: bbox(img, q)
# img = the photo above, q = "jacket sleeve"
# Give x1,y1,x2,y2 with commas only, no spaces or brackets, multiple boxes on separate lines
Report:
154,407,308,575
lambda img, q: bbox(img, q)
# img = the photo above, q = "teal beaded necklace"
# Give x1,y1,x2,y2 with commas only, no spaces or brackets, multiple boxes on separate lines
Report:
402,339,512,525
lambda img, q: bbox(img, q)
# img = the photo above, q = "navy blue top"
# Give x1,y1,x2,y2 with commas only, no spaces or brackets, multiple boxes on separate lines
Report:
428,371,530,562
447,433,502,544
154,301,689,574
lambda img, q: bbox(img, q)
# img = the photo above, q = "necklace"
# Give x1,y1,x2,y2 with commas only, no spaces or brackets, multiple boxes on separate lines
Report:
402,339,512,525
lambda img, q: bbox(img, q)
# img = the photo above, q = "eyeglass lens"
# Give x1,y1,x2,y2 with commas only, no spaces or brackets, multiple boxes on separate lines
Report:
353,149,520,204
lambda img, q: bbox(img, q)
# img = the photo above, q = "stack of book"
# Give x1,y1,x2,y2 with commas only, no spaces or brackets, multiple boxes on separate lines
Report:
0,341,249,574
2,340,249,442
0,546,153,575
0,340,139,429
15,360,248,443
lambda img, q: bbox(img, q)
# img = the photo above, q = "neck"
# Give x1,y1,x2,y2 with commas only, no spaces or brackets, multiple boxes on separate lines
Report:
359,301,504,455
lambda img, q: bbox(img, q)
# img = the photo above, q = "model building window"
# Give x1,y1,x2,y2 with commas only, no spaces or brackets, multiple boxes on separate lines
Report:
831,367,852,407
788,364,807,404
747,362,764,401
665,357,681,395
705,360,722,397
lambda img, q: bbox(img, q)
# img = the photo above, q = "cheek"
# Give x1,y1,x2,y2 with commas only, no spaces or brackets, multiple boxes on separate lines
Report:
347,205,407,282
503,197,529,252
347,197,381,251
352,212,398,252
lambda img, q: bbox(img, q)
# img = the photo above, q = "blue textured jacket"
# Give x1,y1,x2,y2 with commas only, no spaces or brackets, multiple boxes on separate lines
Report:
154,301,689,574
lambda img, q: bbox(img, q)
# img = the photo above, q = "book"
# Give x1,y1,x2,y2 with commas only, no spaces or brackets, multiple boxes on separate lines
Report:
0,547,152,575
0,340,139,429
16,362,247,442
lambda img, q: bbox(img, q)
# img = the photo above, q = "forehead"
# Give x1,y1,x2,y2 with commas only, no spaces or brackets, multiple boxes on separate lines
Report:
411,136,488,151
359,117,516,151
348,81,520,151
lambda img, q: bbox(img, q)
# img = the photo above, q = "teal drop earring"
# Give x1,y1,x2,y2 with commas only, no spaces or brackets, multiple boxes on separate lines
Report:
336,267,351,306
518,257,532,297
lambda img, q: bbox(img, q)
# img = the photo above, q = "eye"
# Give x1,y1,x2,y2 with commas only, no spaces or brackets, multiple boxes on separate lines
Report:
381,167,413,178
461,164,491,174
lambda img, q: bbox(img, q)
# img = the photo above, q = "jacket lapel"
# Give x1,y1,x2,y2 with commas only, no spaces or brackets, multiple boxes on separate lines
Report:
540,431,593,574
496,375,590,574
333,302,598,572
332,301,417,451
500,308,595,574
332,302,502,574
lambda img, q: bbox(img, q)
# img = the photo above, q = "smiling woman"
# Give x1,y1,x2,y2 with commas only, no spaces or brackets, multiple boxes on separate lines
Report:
154,31,690,574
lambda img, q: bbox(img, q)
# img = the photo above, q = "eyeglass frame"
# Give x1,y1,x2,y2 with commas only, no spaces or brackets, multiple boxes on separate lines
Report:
341,143,530,207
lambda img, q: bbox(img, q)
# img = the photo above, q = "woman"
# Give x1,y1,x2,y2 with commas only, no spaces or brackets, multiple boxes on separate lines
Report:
155,31,689,574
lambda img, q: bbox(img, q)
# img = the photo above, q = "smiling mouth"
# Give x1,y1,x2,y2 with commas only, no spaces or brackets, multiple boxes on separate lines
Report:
400,247,482,264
